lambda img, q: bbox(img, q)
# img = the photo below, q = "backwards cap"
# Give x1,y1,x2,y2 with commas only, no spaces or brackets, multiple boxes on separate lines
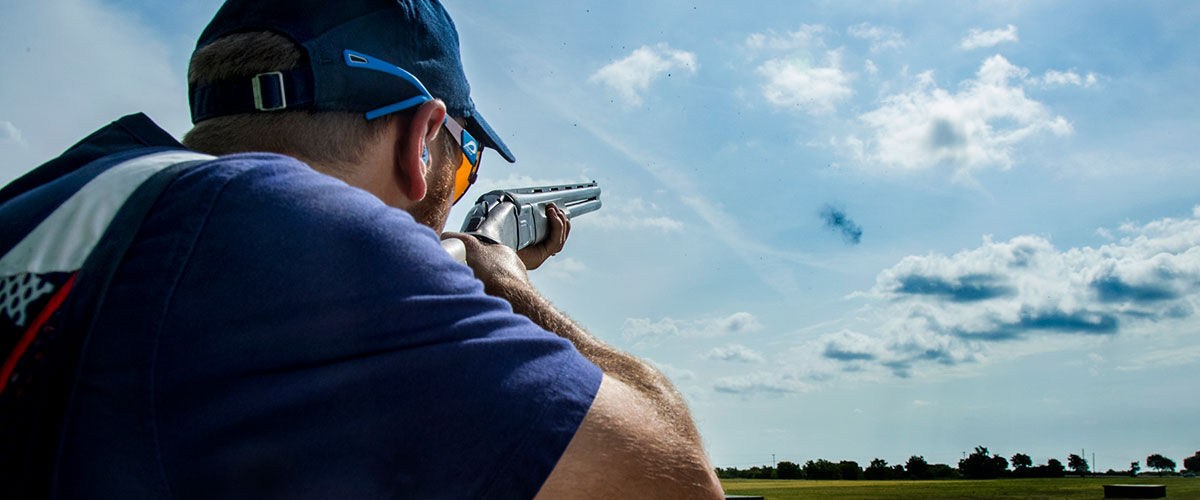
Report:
189,0,515,162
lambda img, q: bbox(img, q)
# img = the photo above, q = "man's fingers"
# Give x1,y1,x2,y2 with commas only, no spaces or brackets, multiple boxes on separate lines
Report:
546,204,568,255
559,205,571,247
457,204,573,272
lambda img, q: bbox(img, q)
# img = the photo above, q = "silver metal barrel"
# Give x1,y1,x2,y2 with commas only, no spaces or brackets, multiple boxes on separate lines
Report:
460,181,602,251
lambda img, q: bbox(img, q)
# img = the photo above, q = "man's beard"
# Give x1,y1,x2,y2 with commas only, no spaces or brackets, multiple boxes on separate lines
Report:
407,154,456,233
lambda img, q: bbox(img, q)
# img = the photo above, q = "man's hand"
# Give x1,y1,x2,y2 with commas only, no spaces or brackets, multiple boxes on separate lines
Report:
516,203,570,270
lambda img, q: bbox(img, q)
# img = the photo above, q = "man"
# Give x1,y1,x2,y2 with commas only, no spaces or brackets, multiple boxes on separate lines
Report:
0,0,723,498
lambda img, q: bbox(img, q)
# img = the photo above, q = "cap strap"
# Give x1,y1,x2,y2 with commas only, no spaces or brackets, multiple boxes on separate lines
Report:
189,68,315,123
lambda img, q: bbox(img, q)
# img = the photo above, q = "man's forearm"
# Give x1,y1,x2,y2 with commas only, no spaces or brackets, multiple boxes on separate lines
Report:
495,276,704,444
451,232,720,495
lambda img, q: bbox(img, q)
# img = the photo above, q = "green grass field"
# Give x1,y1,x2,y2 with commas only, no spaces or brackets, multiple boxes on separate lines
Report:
721,477,1200,499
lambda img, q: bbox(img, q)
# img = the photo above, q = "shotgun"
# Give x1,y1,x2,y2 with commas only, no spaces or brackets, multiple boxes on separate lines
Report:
441,181,602,262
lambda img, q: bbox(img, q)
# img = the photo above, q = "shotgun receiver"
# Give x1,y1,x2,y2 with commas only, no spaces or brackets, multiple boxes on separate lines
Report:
441,181,602,262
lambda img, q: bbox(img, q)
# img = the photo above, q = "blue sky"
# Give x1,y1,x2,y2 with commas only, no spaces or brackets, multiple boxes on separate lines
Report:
3,1,1199,472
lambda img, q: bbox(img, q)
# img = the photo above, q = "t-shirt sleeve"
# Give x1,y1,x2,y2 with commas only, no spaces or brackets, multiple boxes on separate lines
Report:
151,155,602,499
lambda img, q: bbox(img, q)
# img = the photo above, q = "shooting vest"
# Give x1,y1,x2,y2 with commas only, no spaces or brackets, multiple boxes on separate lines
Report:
0,114,210,496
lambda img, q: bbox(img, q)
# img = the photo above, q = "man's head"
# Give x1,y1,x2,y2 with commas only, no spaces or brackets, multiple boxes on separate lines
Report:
182,0,512,230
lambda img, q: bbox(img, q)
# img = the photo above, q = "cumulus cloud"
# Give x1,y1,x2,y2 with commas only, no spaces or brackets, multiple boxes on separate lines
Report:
587,197,685,233
815,322,978,378
743,25,853,115
891,273,1015,303
1031,69,1100,88
743,25,827,56
0,121,28,147
820,206,1200,378
535,257,588,283
847,55,1073,177
1117,345,1200,372
622,311,762,344
713,371,816,396
757,49,854,115
648,359,697,381
848,23,906,52
960,25,1019,50
820,330,884,361
589,43,697,107
820,204,863,245
865,59,880,76
705,344,766,363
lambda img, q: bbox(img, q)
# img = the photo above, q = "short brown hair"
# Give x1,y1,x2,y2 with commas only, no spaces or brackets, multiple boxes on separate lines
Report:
181,31,397,167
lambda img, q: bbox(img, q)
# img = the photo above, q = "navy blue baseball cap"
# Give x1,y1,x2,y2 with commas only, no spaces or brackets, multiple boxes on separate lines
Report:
189,0,515,162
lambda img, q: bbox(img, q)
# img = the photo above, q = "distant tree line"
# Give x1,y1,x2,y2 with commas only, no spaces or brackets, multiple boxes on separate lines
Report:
715,456,962,481
716,448,1200,480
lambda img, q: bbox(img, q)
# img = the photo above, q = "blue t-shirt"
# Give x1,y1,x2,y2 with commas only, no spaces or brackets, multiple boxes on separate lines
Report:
0,114,602,499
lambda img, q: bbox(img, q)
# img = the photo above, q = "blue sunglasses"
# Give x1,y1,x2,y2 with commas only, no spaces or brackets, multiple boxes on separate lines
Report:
345,50,481,203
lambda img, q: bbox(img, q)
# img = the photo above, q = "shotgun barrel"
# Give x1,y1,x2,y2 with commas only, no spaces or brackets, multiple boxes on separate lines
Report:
460,181,601,251
440,181,602,263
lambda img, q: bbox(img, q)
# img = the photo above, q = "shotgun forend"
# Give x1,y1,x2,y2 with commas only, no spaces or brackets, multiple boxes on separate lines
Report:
459,181,602,251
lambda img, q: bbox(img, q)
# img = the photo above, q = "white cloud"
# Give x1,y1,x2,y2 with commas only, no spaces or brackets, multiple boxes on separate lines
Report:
587,197,684,233
817,206,1200,379
742,25,852,115
960,24,1019,50
0,121,28,147
705,344,766,363
534,256,587,283
865,59,879,76
715,311,763,333
622,311,762,344
819,329,886,361
849,55,1073,177
848,23,906,52
1031,69,1100,88
713,371,816,396
0,0,191,185
743,25,827,56
813,322,978,378
1116,345,1200,372
757,49,854,115
589,43,697,107
647,359,697,381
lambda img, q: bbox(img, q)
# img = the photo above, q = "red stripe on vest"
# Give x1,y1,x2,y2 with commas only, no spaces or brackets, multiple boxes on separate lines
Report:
0,273,78,394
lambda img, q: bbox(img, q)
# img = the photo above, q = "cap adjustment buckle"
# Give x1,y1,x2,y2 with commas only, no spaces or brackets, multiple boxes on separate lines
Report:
252,71,287,111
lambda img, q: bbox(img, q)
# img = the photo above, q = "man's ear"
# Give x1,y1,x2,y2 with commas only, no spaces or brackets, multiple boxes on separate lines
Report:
397,99,447,202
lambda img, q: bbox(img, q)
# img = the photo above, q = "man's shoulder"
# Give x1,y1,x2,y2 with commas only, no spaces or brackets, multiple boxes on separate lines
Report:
158,151,452,288
181,152,433,243
186,152,377,209
182,151,317,189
